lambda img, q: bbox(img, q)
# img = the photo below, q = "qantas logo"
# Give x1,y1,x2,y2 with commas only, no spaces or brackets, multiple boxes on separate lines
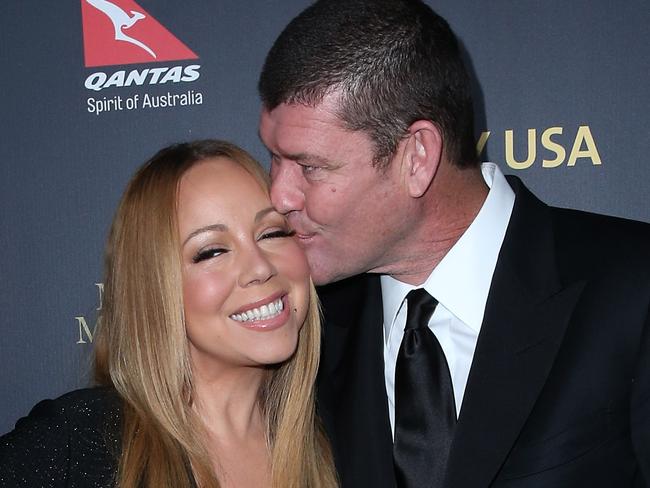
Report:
81,0,198,67
86,0,156,58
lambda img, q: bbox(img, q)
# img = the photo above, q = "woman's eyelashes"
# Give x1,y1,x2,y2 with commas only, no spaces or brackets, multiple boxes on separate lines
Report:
192,247,228,263
260,228,296,240
190,229,294,263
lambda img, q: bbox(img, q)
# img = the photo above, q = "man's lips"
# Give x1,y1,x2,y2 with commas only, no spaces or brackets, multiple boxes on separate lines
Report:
294,231,318,245
286,216,317,240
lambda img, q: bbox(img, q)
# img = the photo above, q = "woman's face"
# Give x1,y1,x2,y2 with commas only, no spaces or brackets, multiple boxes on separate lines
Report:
178,157,310,376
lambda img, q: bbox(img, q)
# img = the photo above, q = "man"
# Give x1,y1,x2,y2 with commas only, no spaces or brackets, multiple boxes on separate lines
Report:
258,0,650,486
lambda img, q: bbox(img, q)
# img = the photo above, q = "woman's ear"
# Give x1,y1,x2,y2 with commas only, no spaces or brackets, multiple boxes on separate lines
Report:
402,120,443,198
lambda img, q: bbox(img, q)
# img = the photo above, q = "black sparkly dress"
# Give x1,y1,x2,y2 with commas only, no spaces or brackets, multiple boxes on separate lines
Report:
0,387,121,487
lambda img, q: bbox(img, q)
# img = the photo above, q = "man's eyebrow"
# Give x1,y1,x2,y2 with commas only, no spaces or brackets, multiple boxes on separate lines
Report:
182,223,227,246
265,147,335,168
289,153,330,165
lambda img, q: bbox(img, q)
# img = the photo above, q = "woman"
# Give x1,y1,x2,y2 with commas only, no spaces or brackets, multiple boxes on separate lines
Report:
0,140,338,487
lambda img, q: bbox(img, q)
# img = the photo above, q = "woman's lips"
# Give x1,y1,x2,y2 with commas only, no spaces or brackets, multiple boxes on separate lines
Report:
231,291,285,316
229,294,290,331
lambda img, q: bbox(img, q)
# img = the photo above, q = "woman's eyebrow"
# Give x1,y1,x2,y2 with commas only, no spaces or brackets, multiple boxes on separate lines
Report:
183,208,278,246
183,223,227,246
255,207,276,223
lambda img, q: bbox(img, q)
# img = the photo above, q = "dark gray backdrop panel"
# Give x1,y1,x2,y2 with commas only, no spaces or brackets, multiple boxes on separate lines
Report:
1,1,648,433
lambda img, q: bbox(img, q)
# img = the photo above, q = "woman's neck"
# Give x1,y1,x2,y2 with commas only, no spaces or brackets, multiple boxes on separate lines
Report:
192,365,272,487
192,364,267,440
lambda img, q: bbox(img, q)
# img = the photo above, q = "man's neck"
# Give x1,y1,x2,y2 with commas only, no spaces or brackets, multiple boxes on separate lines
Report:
381,165,489,285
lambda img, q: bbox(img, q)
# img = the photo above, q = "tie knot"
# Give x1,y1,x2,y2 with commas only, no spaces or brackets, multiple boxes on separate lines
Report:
404,288,438,331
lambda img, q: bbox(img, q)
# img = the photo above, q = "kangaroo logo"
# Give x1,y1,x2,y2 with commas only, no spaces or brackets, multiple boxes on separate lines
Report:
85,0,156,58
81,0,197,67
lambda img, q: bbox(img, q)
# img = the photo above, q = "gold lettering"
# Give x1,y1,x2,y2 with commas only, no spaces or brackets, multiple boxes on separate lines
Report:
541,127,566,168
76,316,99,344
95,282,104,311
567,126,602,166
505,129,536,169
476,131,490,156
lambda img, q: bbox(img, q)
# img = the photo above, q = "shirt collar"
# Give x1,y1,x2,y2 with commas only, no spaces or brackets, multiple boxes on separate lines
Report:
381,163,515,335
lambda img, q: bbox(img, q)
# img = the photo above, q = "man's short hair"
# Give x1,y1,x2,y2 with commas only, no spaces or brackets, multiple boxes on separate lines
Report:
259,0,478,169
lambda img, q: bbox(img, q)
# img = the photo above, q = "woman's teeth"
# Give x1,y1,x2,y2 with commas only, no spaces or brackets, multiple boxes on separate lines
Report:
230,298,284,322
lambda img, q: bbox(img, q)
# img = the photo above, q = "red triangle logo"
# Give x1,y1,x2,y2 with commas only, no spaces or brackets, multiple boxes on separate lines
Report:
81,0,198,67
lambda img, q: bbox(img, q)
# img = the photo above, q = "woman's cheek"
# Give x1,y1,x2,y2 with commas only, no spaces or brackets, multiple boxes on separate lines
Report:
183,269,231,321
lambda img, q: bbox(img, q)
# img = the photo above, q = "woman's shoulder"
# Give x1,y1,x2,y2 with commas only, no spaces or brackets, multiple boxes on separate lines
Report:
8,386,123,440
0,387,122,487
17,386,121,421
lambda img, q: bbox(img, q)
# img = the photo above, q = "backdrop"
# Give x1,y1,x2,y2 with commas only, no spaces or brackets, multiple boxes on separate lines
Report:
1,0,648,434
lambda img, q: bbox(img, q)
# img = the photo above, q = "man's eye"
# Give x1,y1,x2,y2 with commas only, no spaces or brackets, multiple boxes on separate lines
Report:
192,248,227,263
301,164,318,174
260,229,296,240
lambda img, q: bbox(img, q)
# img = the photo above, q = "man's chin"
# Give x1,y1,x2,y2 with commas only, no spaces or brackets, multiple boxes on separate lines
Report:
306,258,334,286
307,258,353,286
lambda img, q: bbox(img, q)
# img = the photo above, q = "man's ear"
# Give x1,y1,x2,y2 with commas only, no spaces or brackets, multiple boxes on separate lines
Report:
402,120,443,198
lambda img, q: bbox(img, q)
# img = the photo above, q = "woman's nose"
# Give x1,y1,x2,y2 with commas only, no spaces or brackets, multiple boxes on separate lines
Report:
238,246,277,288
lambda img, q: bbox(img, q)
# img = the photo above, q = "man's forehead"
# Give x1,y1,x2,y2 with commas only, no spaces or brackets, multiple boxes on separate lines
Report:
259,101,346,149
265,92,344,122
266,102,337,124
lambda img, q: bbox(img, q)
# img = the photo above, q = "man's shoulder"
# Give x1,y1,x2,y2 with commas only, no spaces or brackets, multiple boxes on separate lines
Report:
549,206,650,256
508,176,650,274
542,206,650,285
550,205,650,237
509,177,649,245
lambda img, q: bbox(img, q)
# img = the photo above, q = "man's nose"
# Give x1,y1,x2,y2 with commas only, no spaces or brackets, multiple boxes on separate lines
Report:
270,162,304,215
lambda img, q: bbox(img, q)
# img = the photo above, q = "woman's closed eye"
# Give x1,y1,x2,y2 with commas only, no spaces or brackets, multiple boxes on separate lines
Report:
260,229,296,240
191,227,294,263
192,247,228,263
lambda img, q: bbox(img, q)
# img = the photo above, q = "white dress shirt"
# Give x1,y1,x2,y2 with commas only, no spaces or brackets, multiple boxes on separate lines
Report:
381,163,515,436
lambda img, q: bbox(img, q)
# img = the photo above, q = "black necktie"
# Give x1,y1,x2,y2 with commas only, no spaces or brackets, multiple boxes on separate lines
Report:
393,288,457,488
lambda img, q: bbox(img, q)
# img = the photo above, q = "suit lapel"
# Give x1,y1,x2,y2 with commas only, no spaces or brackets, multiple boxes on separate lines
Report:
446,177,586,487
318,274,397,488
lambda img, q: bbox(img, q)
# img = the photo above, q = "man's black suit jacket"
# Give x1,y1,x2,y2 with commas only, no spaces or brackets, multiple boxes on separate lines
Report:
316,177,650,487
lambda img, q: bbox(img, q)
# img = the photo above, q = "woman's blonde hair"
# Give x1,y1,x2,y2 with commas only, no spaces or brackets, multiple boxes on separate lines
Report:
94,140,337,487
